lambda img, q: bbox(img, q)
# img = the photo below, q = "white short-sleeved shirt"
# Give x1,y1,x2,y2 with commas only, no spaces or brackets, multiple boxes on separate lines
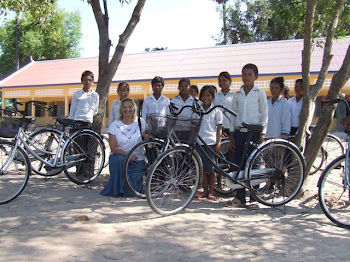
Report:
109,100,122,125
288,96,303,128
214,90,234,130
68,89,99,123
108,118,147,160
197,104,223,145
229,85,268,133
168,95,195,118
266,97,291,137
142,94,170,120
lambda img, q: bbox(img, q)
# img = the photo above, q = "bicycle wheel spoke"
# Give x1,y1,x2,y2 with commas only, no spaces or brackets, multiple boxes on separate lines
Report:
319,155,350,228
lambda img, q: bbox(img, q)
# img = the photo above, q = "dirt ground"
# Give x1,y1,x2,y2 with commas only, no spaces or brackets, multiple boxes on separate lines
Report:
1,161,350,262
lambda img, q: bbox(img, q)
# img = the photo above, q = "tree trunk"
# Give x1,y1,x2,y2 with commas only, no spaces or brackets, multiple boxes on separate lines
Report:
89,0,147,133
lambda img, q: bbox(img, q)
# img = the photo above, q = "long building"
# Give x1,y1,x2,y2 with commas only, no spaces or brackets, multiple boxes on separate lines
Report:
0,37,349,129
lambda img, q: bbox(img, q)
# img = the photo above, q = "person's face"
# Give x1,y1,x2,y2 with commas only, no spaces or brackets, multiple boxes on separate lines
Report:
200,89,214,106
242,68,258,87
190,88,198,97
121,101,135,118
117,86,129,100
294,82,303,96
81,76,93,90
178,82,190,97
270,82,282,99
218,76,231,92
152,83,163,96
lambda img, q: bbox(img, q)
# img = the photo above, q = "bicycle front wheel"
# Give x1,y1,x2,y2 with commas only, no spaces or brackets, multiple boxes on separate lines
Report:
318,155,350,229
248,140,305,206
123,139,165,198
28,128,63,176
146,146,201,216
0,142,31,204
63,131,105,184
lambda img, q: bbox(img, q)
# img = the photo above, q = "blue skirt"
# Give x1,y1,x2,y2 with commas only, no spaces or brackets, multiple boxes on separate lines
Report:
100,154,145,197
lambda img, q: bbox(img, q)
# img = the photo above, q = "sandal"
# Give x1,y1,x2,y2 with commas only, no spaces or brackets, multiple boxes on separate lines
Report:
207,193,217,200
195,192,208,199
246,203,260,210
226,199,246,208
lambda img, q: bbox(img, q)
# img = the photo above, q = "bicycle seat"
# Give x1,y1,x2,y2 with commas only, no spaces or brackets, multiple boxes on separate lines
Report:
242,122,264,133
57,118,76,127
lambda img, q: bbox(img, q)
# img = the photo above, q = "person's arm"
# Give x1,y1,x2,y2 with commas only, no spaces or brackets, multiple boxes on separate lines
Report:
215,124,222,154
259,89,268,134
68,93,77,120
281,101,291,136
93,93,99,116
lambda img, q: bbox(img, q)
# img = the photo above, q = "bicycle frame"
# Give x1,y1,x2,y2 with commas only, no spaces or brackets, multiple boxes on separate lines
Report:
12,126,95,169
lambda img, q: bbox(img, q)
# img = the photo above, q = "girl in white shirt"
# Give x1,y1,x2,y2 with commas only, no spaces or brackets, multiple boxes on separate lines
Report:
109,82,130,125
194,85,223,200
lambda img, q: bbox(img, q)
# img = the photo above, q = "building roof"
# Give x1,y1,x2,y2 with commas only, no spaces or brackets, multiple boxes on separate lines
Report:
0,37,349,88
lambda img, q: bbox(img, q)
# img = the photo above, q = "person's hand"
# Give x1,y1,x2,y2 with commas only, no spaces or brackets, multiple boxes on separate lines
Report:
230,136,235,151
260,134,265,143
129,154,138,162
215,143,221,154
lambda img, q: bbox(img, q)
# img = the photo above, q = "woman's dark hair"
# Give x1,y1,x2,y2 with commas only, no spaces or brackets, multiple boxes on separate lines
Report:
151,76,165,87
199,85,216,100
179,78,191,86
242,63,258,76
296,78,302,85
218,71,232,82
81,70,94,81
270,76,285,89
117,81,130,91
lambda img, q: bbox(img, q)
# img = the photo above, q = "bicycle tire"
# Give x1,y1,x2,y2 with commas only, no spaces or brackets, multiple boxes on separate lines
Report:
28,128,64,176
318,154,350,229
101,134,110,168
247,139,305,206
0,141,31,204
123,139,165,198
322,134,345,169
309,146,325,175
63,131,105,185
146,146,201,216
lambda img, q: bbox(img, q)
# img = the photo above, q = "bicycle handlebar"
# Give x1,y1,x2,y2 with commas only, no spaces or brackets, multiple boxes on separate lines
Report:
324,94,350,115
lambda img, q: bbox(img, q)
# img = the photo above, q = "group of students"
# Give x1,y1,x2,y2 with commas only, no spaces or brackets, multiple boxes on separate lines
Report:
69,64,307,209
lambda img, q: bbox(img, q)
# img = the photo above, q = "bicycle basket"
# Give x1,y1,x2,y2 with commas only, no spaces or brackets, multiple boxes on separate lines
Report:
0,118,19,138
146,114,167,139
166,115,202,145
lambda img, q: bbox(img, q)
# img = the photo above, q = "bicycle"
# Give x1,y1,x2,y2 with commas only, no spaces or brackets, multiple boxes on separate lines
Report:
145,102,305,216
28,105,109,177
318,95,350,228
309,127,344,174
1,100,105,185
0,107,31,204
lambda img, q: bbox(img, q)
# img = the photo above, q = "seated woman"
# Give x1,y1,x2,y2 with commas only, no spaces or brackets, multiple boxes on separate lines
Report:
101,98,147,197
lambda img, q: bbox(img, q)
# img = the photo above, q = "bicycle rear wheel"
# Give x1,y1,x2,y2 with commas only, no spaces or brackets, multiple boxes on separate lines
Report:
146,146,201,216
28,128,63,176
101,134,110,168
247,140,305,206
123,139,165,198
318,155,350,229
309,146,325,175
0,142,31,204
63,131,105,184
322,134,345,169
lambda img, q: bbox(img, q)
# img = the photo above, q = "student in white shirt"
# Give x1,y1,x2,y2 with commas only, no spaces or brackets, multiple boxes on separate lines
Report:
110,82,130,125
194,85,223,201
169,78,195,118
214,71,234,137
288,79,303,135
266,77,291,137
228,63,268,209
69,70,99,126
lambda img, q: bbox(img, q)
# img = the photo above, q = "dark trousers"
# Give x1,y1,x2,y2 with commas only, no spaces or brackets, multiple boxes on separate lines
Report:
231,130,260,204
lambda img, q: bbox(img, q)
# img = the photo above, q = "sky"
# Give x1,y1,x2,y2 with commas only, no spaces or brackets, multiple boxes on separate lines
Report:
58,0,223,58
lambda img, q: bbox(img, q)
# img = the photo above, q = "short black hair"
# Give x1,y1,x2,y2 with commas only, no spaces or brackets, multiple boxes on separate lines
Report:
218,71,232,82
151,76,165,87
242,63,258,76
190,85,199,93
179,78,191,86
199,85,216,100
81,70,94,81
117,81,130,91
